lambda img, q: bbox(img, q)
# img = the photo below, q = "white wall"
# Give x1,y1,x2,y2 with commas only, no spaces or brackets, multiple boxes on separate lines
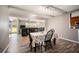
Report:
46,13,78,42
0,6,9,50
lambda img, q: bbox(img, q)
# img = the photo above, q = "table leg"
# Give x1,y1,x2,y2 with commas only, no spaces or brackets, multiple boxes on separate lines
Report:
40,42,43,52
53,38,56,45
30,45,32,51
34,43,36,52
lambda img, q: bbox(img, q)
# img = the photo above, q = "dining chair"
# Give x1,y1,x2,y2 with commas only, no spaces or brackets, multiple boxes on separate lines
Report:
44,29,54,51
25,29,33,52
28,33,33,52
28,31,40,52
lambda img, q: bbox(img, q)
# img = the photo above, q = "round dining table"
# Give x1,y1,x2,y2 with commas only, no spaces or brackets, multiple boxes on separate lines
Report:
30,31,58,52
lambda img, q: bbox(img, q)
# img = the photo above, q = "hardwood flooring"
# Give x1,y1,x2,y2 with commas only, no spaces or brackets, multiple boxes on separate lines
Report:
7,34,79,53
46,39,79,53
28,39,79,53
0,48,3,53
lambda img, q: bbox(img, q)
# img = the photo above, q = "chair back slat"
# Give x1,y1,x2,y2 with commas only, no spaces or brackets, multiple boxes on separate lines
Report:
45,30,54,41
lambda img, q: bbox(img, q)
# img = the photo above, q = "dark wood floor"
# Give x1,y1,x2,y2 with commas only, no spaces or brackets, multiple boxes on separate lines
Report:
28,39,79,53
46,39,79,53
0,48,3,53
7,35,79,53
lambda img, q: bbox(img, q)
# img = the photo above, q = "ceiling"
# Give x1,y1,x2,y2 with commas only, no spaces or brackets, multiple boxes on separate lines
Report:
9,5,53,19
53,5,79,12
9,5,79,19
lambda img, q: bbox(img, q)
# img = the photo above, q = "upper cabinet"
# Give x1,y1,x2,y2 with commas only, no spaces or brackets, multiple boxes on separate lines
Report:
70,10,79,29
19,19,45,28
70,16,79,29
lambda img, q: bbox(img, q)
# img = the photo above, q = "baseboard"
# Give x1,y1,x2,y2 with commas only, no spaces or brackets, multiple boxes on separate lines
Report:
59,37,79,44
2,43,9,53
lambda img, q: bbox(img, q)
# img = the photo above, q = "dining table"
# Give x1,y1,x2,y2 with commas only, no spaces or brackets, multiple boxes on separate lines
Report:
30,31,46,47
30,31,58,52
